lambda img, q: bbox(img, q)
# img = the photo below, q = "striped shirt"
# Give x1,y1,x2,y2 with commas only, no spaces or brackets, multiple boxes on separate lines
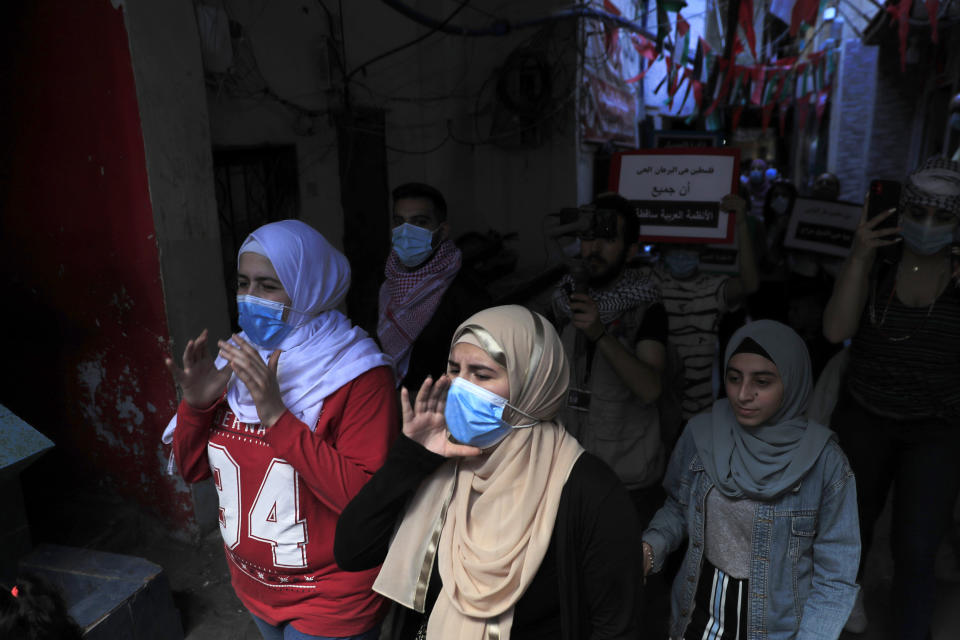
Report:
686,557,748,640
848,266,960,421
653,268,733,421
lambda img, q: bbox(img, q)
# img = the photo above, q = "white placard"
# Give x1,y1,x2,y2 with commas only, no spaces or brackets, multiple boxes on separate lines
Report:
614,151,739,242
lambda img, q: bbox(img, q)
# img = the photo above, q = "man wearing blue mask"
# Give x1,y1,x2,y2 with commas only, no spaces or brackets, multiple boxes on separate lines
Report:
377,182,489,389
652,194,758,434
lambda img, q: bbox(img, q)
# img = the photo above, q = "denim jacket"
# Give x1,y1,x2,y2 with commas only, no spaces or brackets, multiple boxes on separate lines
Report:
643,427,860,640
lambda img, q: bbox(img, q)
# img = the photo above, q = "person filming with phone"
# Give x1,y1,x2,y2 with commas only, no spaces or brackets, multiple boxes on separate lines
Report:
550,193,668,521
822,157,960,640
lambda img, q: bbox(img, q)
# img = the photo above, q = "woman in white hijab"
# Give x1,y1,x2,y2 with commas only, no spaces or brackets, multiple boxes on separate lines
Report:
642,320,859,640
334,305,641,640
166,220,396,640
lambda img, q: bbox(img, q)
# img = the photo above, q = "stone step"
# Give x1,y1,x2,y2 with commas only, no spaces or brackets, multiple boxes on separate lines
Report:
19,544,183,640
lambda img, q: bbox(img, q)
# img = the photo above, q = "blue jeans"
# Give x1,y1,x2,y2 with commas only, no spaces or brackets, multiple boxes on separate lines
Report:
251,614,380,640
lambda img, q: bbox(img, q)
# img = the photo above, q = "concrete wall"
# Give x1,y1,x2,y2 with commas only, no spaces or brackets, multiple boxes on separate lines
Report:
828,25,951,201
200,0,344,249
866,43,925,181
121,0,232,537
202,0,581,280
0,0,199,538
827,38,878,202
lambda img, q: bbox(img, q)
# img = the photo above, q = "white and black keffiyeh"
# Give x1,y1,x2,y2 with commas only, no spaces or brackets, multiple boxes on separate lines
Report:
900,157,960,215
552,267,660,325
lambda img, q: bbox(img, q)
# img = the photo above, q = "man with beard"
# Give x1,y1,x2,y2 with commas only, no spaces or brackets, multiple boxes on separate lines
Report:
552,192,668,522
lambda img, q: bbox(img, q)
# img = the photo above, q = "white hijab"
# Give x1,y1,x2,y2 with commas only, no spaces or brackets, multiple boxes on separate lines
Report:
163,220,390,449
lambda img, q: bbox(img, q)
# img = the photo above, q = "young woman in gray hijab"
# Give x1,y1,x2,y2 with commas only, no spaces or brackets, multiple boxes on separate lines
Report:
642,319,859,640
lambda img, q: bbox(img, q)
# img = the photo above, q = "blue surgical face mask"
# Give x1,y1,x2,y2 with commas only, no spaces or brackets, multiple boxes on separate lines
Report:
444,377,534,449
664,250,700,279
899,215,956,255
391,223,436,267
237,294,294,349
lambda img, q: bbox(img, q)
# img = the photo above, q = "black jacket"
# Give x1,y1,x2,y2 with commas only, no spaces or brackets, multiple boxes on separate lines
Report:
334,435,643,639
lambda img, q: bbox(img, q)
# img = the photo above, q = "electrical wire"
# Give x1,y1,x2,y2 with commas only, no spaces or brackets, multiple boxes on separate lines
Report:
313,0,347,77
345,0,472,82
378,0,656,40
386,134,453,154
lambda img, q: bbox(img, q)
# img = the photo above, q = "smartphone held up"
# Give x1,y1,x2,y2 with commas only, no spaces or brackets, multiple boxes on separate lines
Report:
867,179,902,230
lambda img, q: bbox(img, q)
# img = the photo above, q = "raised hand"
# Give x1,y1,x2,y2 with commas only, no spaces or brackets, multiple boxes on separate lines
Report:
401,375,482,458
217,334,286,428
851,201,901,262
569,293,604,342
165,329,232,410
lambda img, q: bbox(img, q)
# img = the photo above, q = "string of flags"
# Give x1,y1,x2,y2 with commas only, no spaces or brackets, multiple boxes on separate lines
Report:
599,0,940,130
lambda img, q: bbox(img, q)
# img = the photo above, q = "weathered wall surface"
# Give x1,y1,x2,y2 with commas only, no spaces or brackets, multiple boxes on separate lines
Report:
0,0,200,538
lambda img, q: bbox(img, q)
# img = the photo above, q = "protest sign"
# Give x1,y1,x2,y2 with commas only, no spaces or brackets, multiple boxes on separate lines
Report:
653,130,722,148
783,197,862,257
699,232,741,273
610,148,740,243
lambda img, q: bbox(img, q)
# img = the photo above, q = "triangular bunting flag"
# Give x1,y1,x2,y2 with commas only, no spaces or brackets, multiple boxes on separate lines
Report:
738,0,758,59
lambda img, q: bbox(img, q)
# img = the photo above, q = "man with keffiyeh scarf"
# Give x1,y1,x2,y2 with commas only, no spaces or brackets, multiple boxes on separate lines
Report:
552,193,669,520
377,183,490,390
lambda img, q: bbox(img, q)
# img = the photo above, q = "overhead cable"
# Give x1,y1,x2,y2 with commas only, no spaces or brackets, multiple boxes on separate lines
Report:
379,0,656,41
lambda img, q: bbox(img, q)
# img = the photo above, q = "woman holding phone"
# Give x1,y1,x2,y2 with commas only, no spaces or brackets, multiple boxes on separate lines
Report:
823,157,960,639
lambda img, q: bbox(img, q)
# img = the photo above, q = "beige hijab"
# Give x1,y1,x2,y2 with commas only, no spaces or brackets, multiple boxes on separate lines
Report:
373,305,583,640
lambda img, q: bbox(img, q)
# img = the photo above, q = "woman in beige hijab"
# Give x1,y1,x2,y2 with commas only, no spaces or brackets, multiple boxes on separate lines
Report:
335,305,642,640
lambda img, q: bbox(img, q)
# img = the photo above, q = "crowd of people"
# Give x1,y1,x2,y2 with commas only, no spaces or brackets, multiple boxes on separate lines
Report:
16,158,955,639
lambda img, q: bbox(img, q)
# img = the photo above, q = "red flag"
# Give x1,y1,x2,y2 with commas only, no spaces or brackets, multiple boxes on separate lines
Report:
699,37,712,55
761,103,775,133
886,0,914,71
731,37,745,58
632,34,659,62
677,13,690,37
602,0,621,14
926,0,940,43
738,0,757,59
790,0,819,37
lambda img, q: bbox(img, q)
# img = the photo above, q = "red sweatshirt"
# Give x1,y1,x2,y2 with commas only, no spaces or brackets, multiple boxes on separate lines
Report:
173,365,398,636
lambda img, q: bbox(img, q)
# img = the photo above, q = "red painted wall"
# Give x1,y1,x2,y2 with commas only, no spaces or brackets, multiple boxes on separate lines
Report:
1,1,196,535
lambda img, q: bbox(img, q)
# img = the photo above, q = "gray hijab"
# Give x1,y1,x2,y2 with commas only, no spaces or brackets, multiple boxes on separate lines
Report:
690,320,834,500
